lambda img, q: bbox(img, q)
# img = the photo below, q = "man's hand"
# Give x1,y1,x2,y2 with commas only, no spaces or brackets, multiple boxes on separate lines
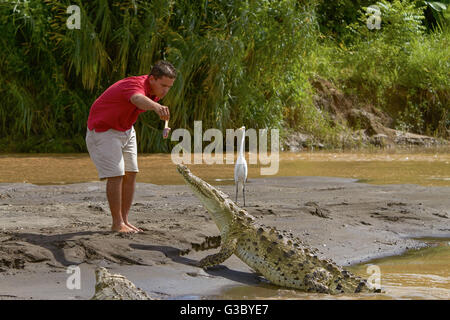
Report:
154,104,170,121
130,94,170,121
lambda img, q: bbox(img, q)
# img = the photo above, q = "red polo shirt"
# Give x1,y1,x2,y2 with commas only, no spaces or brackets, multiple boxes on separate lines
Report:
87,75,160,132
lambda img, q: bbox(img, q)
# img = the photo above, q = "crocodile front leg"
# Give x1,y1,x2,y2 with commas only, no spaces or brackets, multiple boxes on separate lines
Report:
198,237,237,268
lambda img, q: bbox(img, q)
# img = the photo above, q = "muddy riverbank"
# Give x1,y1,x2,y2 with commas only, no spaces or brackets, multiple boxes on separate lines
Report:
0,168,449,299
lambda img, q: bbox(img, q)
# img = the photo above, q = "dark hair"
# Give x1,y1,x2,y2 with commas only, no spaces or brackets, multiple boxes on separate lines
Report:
149,60,177,79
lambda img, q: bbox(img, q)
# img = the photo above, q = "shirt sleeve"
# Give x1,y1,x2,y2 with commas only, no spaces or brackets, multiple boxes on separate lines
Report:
121,79,146,102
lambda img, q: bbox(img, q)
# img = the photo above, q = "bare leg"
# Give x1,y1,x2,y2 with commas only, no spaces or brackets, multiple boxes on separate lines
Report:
121,171,142,232
106,176,135,233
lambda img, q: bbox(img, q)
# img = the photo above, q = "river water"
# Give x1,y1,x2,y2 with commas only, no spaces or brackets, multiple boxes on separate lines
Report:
1,149,449,186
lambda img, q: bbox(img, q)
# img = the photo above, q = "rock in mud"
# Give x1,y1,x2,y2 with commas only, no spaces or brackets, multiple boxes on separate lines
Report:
91,267,153,300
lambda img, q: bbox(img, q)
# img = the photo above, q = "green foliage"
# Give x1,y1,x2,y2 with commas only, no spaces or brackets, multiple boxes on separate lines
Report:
317,0,449,39
316,0,374,40
421,1,450,30
0,0,448,153
0,0,93,152
0,0,325,152
329,0,449,137
281,63,343,146
396,97,426,133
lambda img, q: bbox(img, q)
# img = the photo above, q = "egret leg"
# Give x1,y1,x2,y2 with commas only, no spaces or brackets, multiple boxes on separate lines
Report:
235,182,239,203
243,182,246,207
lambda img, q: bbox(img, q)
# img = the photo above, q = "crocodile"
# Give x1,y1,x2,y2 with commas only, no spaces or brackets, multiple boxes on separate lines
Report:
91,267,152,300
177,164,378,294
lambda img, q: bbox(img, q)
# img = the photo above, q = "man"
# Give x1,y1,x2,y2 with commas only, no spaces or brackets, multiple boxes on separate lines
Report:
86,60,176,233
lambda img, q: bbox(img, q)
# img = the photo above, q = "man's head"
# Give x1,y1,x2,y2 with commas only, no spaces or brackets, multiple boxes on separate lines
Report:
148,60,177,99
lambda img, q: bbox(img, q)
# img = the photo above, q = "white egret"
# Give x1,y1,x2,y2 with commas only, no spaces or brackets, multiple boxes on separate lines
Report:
234,126,248,206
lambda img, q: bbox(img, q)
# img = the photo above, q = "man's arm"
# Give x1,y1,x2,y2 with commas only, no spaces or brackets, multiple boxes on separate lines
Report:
130,94,170,120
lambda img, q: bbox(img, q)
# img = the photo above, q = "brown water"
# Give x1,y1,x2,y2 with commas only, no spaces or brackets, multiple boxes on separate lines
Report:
1,149,449,186
216,238,450,300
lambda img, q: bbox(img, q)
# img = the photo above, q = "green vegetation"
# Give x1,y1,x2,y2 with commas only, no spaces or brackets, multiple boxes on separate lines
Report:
0,0,448,152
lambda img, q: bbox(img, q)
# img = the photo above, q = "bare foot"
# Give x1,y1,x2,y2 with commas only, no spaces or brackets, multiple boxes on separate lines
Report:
125,222,143,233
111,223,136,233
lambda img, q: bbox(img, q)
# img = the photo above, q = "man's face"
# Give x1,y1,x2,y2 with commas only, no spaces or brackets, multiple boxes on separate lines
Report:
149,75,175,99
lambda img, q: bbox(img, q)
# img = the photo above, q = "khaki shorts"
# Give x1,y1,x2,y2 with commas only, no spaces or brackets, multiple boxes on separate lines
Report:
86,127,138,179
